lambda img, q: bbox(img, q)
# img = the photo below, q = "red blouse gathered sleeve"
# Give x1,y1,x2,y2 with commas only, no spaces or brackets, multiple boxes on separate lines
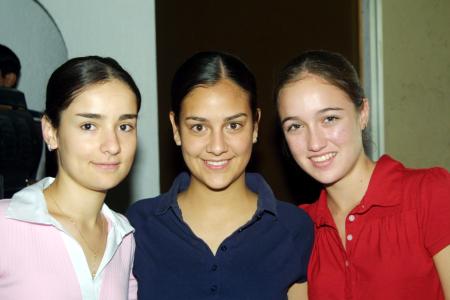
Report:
417,167,450,257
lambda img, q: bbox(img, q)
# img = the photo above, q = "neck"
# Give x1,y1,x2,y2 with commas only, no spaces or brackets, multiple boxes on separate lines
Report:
179,174,256,215
326,153,375,216
44,176,106,226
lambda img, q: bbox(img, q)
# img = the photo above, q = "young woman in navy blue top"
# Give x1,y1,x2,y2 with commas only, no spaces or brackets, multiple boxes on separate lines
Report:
128,51,314,300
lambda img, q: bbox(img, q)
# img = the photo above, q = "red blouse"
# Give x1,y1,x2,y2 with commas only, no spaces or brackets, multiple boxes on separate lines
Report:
301,155,450,300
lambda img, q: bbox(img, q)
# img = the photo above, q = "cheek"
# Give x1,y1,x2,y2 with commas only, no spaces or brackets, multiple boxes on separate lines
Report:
227,131,254,153
121,135,137,158
328,128,350,145
326,122,358,146
120,131,137,145
56,142,91,171
285,137,310,168
180,135,204,156
59,134,93,158
285,134,307,154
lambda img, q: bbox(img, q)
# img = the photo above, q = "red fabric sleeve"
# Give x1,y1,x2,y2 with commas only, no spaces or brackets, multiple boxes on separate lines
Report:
418,167,450,256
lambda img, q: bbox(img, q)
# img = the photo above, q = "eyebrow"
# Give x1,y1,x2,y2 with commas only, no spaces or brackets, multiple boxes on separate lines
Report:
75,113,138,120
225,113,248,121
184,112,248,122
317,107,344,114
119,114,138,120
280,107,344,125
184,116,207,122
280,116,298,126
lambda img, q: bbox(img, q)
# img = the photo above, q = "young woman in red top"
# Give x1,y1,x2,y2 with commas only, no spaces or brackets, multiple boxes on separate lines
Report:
274,50,450,299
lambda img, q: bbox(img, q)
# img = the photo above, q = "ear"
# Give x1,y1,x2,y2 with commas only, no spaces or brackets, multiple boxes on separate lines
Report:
359,98,370,130
3,73,17,88
252,108,261,143
41,116,58,151
169,111,181,146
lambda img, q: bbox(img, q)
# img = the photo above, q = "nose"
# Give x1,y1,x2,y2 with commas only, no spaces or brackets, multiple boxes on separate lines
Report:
100,129,121,155
206,129,228,155
307,127,326,152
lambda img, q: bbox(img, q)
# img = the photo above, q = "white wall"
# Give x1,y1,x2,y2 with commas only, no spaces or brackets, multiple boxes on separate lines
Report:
37,0,160,201
0,0,67,111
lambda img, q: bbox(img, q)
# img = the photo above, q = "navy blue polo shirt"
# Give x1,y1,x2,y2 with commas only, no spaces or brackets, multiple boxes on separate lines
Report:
128,172,314,300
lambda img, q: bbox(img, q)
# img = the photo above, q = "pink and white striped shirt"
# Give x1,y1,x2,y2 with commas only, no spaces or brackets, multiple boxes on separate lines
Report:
0,178,137,300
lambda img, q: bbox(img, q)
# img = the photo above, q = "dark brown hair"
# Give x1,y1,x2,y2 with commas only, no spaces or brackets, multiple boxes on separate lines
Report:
171,51,257,124
274,50,365,110
45,56,141,128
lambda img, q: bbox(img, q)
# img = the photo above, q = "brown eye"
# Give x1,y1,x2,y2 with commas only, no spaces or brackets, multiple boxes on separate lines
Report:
324,116,339,124
227,122,242,131
286,123,302,132
119,124,134,132
81,123,95,130
191,124,205,132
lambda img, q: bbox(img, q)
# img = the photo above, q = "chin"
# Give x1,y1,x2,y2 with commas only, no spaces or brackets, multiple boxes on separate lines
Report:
320,178,339,187
88,184,116,193
203,180,233,192
304,169,338,185
197,173,240,191
87,177,124,192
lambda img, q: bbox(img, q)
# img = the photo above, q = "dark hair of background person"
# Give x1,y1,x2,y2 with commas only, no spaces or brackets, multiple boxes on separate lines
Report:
44,56,142,178
0,44,21,88
0,45,41,197
274,50,370,151
170,51,257,123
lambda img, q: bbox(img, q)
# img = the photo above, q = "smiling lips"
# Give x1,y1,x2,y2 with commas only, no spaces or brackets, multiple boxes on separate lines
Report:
310,152,337,167
204,159,230,169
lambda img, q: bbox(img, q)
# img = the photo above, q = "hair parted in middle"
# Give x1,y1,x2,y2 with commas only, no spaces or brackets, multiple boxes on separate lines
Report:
170,51,257,123
274,50,365,111
45,55,141,129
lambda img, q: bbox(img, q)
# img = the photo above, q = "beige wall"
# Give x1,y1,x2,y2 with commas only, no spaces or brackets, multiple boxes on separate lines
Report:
382,0,450,170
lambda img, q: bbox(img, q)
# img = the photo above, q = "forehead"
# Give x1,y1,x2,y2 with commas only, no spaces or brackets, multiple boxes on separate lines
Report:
181,79,251,116
66,80,137,113
278,75,354,112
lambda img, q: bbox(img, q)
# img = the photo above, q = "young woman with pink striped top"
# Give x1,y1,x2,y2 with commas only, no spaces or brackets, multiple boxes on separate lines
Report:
0,56,140,300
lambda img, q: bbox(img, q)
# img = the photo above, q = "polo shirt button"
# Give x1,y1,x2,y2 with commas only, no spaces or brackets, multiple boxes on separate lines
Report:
347,234,353,241
348,215,356,222
211,264,218,271
210,285,218,293
220,245,227,252
345,260,350,267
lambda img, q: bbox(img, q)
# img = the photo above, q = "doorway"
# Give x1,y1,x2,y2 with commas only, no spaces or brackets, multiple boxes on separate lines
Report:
156,0,360,204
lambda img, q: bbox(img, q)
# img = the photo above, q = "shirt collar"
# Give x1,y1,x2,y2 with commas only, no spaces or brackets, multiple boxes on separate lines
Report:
155,172,278,216
6,177,134,239
6,177,55,225
313,155,404,226
246,172,278,216
358,155,404,211
101,202,134,243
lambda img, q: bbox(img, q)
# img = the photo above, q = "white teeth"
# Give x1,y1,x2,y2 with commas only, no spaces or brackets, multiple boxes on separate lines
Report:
311,152,336,162
206,160,227,166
